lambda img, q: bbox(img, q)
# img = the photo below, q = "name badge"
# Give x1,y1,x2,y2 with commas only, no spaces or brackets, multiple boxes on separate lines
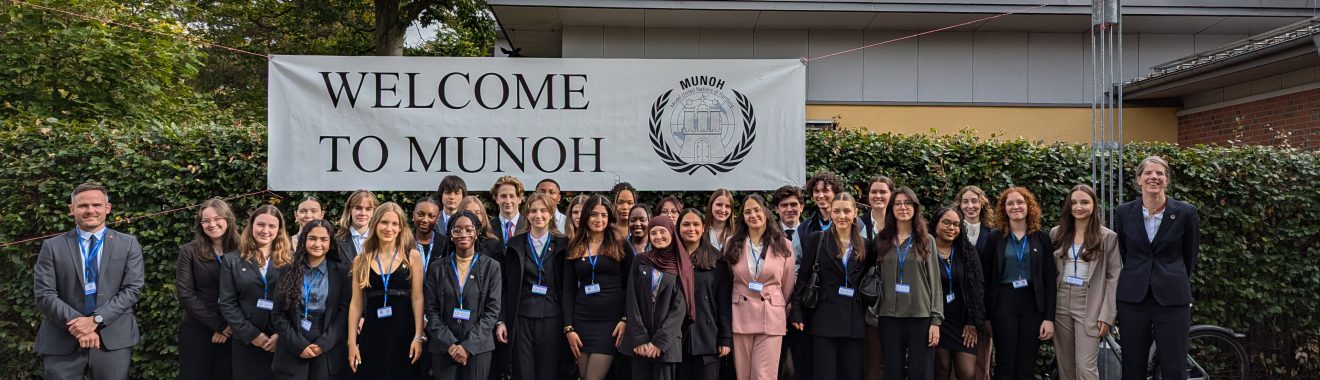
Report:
838,286,855,297
300,319,313,332
256,298,274,310
531,284,549,295
452,308,472,321
748,282,764,292
945,293,955,303
1012,279,1028,289
83,282,97,295
376,306,394,318
584,283,601,295
1065,276,1085,286
895,284,911,294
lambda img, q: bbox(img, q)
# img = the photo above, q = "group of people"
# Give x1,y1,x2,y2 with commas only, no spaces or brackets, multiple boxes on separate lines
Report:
33,156,1200,380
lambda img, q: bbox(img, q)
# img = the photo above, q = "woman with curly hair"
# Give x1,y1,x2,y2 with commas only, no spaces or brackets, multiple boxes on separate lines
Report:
982,187,1057,380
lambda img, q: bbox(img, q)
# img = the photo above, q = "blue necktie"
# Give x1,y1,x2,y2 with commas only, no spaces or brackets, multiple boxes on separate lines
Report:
84,235,99,314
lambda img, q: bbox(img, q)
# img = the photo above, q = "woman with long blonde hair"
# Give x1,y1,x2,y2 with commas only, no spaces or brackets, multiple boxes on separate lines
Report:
346,202,426,378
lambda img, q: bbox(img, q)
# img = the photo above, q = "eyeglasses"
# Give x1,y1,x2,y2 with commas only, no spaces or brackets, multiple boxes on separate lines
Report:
892,200,916,208
1005,200,1028,207
938,220,960,228
450,227,478,236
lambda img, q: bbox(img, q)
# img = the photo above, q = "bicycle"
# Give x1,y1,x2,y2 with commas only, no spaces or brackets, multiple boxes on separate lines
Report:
1048,324,1249,380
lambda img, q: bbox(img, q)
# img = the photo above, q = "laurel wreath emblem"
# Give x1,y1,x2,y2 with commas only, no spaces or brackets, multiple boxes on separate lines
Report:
649,89,757,175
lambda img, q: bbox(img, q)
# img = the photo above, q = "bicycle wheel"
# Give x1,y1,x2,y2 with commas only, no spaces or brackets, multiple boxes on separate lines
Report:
1149,325,1249,380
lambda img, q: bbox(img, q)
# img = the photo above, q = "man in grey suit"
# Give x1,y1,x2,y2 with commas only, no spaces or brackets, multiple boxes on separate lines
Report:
33,182,144,380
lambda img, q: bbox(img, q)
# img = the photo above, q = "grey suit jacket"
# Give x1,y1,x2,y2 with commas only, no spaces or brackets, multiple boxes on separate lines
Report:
33,229,144,355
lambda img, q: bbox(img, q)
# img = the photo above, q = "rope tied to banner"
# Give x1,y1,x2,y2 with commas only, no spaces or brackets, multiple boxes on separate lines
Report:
0,189,281,249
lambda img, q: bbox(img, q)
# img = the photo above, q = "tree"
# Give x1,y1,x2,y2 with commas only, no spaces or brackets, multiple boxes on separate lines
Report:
182,0,494,119
0,0,211,122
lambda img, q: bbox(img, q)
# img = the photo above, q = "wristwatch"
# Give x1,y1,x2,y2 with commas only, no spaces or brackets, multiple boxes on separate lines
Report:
92,314,104,326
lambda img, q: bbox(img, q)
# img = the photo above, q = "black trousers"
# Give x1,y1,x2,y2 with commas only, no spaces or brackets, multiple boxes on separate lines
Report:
1117,290,1191,380
879,317,934,380
513,315,565,380
680,353,719,380
990,285,1043,380
787,315,814,380
631,358,679,380
812,336,864,380
433,351,492,380
231,339,275,379
178,322,232,380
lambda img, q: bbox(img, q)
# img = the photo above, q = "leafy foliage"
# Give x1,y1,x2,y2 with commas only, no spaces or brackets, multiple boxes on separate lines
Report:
179,0,495,120
0,123,1314,379
0,0,211,123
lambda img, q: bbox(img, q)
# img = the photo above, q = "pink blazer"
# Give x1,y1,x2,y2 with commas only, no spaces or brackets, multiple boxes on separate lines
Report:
730,238,796,336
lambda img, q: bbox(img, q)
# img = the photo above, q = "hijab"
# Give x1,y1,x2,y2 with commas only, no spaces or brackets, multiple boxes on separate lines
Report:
639,216,696,321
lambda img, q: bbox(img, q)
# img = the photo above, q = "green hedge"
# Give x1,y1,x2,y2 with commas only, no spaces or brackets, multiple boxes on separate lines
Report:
0,121,1315,379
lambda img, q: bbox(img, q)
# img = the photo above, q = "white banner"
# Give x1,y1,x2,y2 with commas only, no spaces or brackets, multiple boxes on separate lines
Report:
268,55,806,191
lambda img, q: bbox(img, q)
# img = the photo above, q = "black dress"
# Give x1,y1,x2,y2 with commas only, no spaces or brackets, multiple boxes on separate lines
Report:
937,251,972,353
563,253,630,355
356,264,421,379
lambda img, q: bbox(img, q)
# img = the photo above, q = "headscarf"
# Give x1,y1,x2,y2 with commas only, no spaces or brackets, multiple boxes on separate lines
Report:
639,216,696,321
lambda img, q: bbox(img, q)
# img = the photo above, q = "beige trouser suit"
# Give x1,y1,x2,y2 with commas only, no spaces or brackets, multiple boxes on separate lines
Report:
1051,227,1121,380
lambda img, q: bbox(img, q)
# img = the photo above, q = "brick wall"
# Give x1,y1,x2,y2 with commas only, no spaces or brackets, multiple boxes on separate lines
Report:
1177,89,1320,150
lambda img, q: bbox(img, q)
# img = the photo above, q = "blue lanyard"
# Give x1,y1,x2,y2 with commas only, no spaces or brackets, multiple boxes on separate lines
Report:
78,233,105,284
1070,243,1082,275
302,269,321,319
940,246,955,296
1011,234,1029,279
451,253,480,309
214,253,223,267
587,251,599,285
749,239,766,277
820,218,832,232
417,230,436,275
375,249,399,304
842,243,853,284
528,234,551,283
896,237,913,284
257,257,271,299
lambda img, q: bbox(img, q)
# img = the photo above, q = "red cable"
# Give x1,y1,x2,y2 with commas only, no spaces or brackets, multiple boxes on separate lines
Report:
803,4,1051,62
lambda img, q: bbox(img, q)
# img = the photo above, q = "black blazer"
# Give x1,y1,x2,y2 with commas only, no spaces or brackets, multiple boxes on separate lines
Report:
425,253,503,355
981,230,1057,321
685,260,733,356
431,237,505,264
1114,198,1200,306
500,232,569,326
861,210,884,242
335,236,359,267
620,260,688,363
800,210,831,238
488,215,530,248
971,223,993,258
176,243,227,332
796,231,869,338
271,261,352,378
218,252,286,344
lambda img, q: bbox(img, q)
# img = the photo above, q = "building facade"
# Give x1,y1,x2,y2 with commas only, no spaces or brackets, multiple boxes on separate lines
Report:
488,0,1318,145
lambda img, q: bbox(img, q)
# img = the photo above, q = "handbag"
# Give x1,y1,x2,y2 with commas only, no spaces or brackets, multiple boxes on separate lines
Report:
858,265,883,305
796,262,821,309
